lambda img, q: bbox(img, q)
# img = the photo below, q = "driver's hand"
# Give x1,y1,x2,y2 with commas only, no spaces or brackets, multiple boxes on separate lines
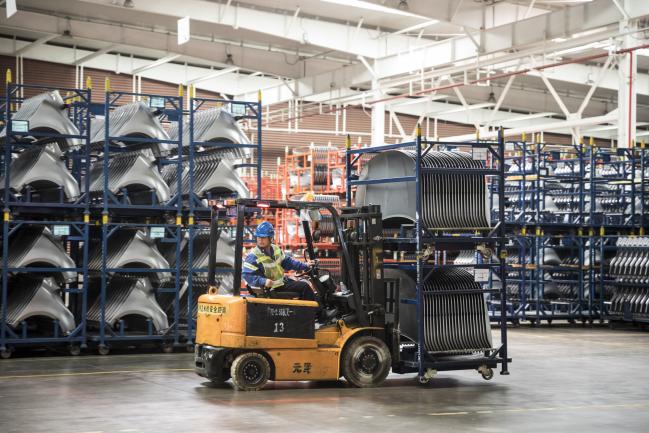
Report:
306,259,316,267
264,278,274,288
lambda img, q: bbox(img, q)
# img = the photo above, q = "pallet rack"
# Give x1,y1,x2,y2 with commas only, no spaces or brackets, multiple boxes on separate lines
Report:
1,82,92,357
497,137,648,325
345,128,510,380
92,88,184,354
184,93,263,343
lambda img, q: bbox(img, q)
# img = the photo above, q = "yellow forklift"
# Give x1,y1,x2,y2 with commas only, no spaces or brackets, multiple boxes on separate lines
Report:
194,198,509,390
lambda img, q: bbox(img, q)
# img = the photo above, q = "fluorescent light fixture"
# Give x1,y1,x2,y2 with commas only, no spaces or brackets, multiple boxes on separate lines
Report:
320,0,426,18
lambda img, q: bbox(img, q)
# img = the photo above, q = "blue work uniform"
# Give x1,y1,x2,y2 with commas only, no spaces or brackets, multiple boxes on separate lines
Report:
242,244,314,300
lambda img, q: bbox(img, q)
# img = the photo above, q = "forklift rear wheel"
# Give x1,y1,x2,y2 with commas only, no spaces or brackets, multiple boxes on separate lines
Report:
341,336,391,388
230,352,271,391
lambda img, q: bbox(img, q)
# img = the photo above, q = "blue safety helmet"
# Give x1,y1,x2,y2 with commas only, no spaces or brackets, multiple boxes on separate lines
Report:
254,221,275,238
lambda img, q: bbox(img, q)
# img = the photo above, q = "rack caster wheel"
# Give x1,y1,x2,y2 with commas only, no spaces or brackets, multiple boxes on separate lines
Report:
162,344,174,354
478,366,494,380
186,344,195,353
69,345,81,356
0,348,12,359
418,376,430,384
98,345,110,356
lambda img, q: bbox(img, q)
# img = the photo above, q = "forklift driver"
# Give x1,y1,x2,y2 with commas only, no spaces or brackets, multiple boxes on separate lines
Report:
242,222,316,300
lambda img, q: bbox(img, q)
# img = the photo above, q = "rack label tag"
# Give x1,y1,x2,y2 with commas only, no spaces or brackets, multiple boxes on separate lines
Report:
52,225,70,236
149,227,165,239
472,148,488,161
474,268,490,282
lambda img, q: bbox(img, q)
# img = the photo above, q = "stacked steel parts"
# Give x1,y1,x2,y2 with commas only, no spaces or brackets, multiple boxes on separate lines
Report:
168,107,251,159
1,227,77,335
85,150,171,205
356,150,490,229
387,268,493,354
86,228,171,333
608,237,649,322
90,101,171,156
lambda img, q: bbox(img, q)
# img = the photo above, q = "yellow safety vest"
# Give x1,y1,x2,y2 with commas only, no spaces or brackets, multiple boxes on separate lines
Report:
248,245,285,288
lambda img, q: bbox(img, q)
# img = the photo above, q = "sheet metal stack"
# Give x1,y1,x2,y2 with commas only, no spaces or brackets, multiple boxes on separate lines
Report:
386,268,493,354
86,228,171,334
0,227,77,335
608,236,649,322
356,150,490,229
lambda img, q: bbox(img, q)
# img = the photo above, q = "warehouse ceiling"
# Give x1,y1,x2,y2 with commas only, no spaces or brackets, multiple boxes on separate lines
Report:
1,0,649,140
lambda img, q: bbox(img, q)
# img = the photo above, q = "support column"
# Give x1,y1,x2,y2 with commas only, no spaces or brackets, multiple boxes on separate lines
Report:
371,78,385,147
618,13,637,149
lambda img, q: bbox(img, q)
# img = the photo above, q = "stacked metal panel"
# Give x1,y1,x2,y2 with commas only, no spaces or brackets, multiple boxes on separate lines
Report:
356,150,490,229
608,237,649,322
0,227,77,335
86,228,171,334
387,268,493,354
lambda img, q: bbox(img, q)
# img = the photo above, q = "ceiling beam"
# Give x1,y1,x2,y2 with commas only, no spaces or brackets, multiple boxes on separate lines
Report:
73,44,119,66
131,54,181,75
237,0,649,104
14,33,57,56
186,66,239,85
74,0,429,59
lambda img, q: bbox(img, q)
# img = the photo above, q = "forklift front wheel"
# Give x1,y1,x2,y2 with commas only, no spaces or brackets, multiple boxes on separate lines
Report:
341,336,391,388
230,352,271,391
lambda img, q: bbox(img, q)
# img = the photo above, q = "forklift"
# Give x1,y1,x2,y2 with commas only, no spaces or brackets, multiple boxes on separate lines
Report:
194,198,508,390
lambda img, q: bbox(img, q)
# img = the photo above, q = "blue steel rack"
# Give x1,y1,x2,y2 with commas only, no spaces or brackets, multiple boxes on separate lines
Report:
92,89,184,354
496,138,648,325
345,128,510,381
1,82,92,357
184,93,263,343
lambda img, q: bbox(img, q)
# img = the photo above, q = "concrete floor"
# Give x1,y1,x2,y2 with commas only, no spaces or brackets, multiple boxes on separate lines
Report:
1,326,648,433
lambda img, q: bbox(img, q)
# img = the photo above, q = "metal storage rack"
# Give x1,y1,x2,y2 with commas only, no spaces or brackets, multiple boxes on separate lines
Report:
184,93,263,343
497,137,648,325
1,82,92,357
345,128,510,380
91,87,184,354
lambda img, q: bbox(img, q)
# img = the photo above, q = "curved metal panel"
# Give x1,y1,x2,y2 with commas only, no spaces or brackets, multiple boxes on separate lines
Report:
4,226,76,284
5,277,76,334
168,108,251,159
90,102,171,155
0,91,82,151
87,276,169,333
0,143,80,202
88,228,171,285
162,155,250,201
386,267,493,354
85,151,171,205
357,150,490,229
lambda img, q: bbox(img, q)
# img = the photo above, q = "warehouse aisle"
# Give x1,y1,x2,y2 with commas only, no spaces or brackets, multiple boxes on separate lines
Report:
1,327,648,433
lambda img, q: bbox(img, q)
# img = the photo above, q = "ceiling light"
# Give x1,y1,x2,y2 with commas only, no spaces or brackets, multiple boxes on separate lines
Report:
123,0,135,8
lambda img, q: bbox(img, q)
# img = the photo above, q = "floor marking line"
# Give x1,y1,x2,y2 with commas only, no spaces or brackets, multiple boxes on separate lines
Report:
0,368,193,380
428,412,469,416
